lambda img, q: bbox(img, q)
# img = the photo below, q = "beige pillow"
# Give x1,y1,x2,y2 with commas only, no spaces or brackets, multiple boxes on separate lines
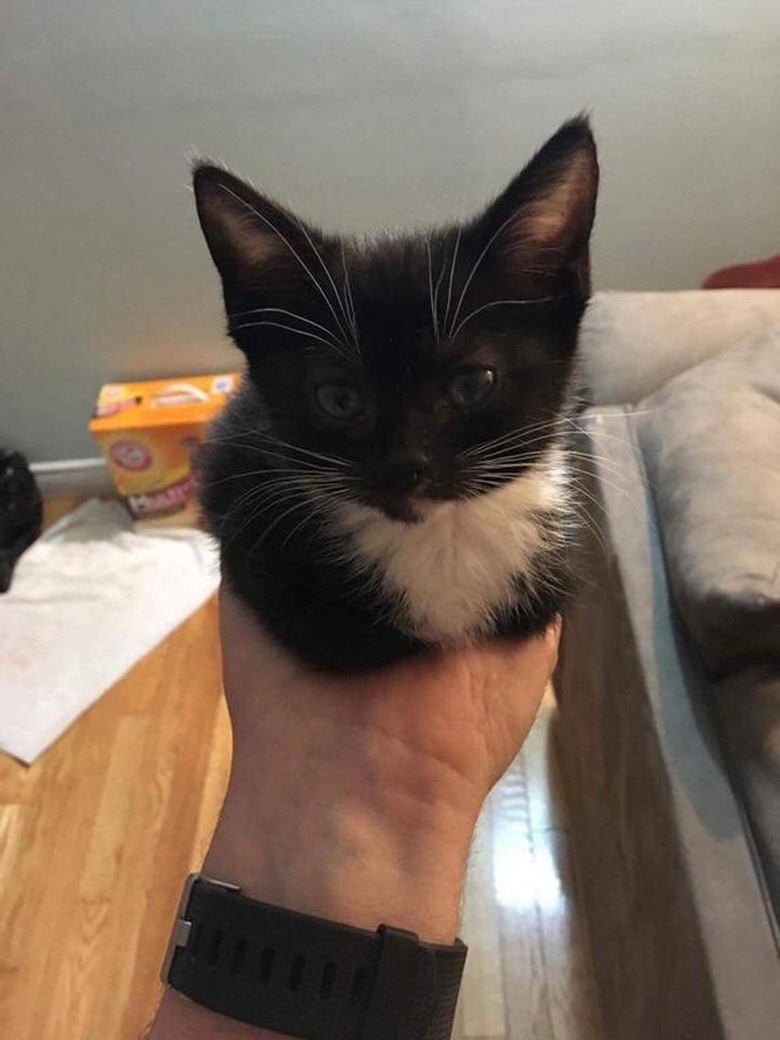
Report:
580,290,780,405
635,326,780,677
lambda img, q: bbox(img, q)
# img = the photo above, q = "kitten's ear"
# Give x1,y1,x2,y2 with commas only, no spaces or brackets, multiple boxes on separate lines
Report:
478,117,599,290
192,164,316,286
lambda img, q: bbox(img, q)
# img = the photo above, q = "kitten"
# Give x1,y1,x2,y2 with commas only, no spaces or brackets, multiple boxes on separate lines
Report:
193,117,598,674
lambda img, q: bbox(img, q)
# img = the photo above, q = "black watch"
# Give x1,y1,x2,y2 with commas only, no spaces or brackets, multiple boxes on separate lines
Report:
161,874,467,1040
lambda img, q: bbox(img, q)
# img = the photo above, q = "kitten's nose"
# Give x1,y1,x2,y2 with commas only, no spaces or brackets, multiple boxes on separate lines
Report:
384,452,430,492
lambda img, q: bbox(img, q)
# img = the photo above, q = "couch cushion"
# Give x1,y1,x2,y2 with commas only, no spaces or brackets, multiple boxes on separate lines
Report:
635,326,780,677
580,290,780,404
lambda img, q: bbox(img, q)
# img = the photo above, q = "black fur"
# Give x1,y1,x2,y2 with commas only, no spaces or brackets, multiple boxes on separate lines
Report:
194,118,599,673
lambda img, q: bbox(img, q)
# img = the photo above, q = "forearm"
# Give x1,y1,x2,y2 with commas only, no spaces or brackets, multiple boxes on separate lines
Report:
150,704,481,1039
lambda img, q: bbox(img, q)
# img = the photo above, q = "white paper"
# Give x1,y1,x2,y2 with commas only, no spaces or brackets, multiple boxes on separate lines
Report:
0,499,220,764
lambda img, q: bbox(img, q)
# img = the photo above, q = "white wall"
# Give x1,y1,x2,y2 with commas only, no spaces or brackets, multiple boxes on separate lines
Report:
2,1,779,460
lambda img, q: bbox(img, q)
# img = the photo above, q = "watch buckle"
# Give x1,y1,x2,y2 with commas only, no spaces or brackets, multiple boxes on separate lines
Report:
160,872,241,984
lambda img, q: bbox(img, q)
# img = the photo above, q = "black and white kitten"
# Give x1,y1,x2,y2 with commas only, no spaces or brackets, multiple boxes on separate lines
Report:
193,118,598,674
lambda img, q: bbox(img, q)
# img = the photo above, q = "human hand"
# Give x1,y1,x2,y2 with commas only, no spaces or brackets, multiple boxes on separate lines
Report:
151,589,559,1039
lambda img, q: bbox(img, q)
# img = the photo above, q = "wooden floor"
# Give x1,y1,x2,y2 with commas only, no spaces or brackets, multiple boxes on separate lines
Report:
0,499,604,1040
453,693,604,1040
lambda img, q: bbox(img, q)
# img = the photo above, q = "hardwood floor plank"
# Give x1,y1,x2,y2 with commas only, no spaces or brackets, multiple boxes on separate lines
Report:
116,600,226,1039
491,719,605,1040
522,694,569,836
459,791,507,1039
80,717,156,1039
491,754,555,1040
535,831,605,1040
13,726,112,1039
0,803,28,1004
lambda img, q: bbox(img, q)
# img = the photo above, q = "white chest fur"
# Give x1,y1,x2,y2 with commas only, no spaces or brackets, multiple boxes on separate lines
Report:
333,450,569,644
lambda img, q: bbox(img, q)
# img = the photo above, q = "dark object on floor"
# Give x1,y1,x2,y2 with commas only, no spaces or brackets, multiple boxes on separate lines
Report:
0,448,43,593
702,252,780,288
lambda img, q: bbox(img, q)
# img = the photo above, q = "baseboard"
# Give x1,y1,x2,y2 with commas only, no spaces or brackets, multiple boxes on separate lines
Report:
30,458,114,499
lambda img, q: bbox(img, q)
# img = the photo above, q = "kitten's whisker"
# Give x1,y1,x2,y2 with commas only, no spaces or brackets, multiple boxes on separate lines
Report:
232,479,346,541
218,445,345,474
567,468,638,507
464,441,547,465
237,427,353,465
548,449,633,485
449,296,561,342
425,238,440,344
208,466,328,487
561,418,662,488
253,434,354,470
460,422,565,460
568,480,610,520
233,495,304,549
229,320,353,360
203,426,280,448
251,495,322,551
467,446,630,491
459,415,567,457
280,506,326,550
468,464,537,476
340,244,360,348
563,408,662,429
279,483,355,550
466,433,566,462
223,482,310,546
446,207,542,339
290,215,358,350
565,499,612,562
467,446,542,464
465,479,506,494
229,470,349,529
224,468,347,505
433,245,447,340
202,438,270,455
221,473,310,515
214,181,353,346
226,307,344,345
468,436,636,512
442,227,462,337
228,470,351,505
261,449,346,472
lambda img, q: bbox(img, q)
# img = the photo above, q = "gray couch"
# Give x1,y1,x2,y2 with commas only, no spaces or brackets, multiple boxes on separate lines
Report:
555,291,780,1040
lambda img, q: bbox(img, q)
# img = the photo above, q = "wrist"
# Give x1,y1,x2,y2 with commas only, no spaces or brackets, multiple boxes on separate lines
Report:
204,719,481,944
151,730,476,1040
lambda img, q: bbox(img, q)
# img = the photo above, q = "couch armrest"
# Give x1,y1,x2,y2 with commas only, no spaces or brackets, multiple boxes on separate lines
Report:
579,290,780,404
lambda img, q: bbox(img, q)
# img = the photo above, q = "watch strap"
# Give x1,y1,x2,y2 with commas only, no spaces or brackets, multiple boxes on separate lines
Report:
162,874,467,1040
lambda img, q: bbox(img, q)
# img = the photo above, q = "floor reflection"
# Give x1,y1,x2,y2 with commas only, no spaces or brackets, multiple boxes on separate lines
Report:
454,697,604,1040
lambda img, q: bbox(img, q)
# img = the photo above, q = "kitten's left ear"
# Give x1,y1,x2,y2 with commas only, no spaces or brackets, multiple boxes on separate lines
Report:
192,163,321,290
477,117,599,292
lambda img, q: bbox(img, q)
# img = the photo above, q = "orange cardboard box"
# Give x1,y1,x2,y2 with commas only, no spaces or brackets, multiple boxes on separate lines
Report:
89,373,240,519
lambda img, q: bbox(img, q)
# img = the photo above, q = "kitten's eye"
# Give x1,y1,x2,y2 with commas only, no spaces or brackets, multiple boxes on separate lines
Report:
315,381,364,421
448,367,498,408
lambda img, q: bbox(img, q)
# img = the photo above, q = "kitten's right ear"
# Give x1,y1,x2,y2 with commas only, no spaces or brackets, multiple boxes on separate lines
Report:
192,164,312,286
474,118,599,293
